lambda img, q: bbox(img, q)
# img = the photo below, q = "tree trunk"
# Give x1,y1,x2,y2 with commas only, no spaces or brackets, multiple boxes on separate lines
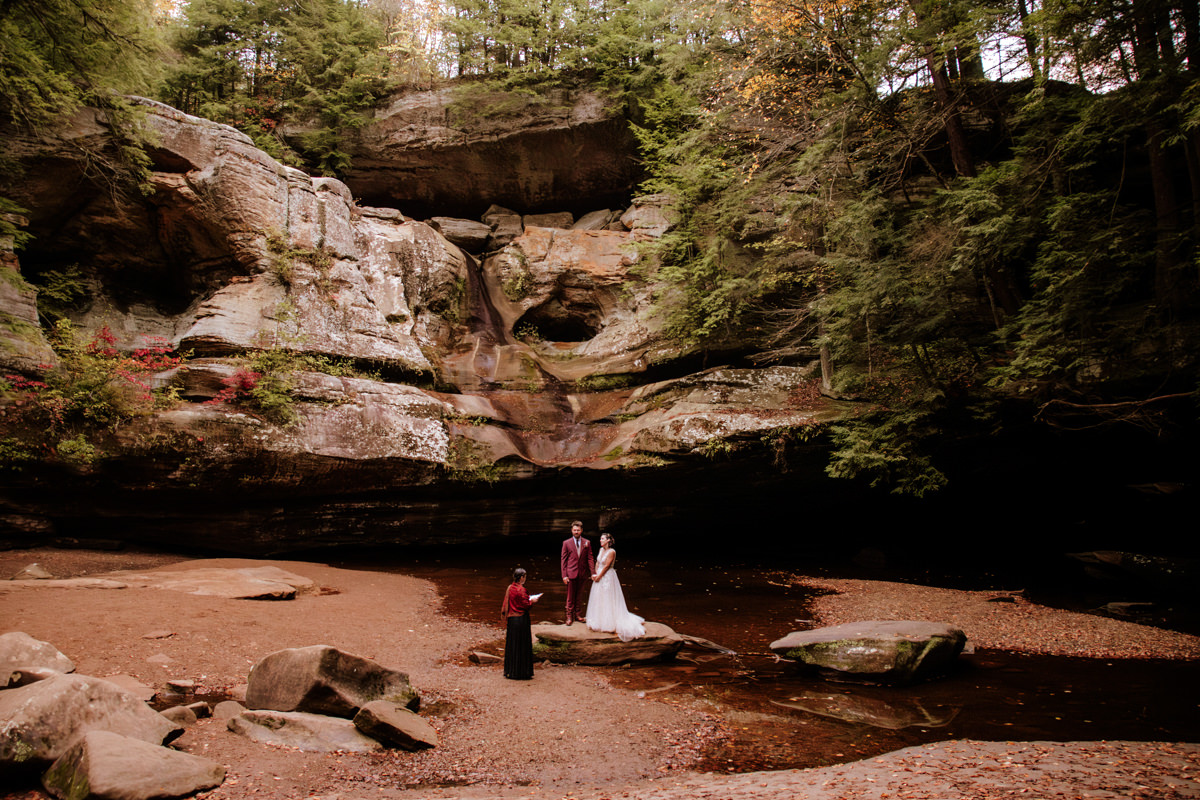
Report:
1179,0,1200,72
1147,123,1186,311
927,55,977,178
1015,0,1043,81
1131,0,1188,312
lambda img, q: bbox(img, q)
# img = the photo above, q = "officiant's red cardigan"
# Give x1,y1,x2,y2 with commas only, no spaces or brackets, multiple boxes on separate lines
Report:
502,583,531,617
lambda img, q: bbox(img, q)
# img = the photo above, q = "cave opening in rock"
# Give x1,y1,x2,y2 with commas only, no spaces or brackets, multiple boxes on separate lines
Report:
514,301,602,343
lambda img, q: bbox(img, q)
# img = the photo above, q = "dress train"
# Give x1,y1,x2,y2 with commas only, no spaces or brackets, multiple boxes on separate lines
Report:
586,555,645,642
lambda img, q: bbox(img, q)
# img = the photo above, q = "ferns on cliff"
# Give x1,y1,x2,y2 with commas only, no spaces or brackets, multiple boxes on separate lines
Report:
635,0,1200,494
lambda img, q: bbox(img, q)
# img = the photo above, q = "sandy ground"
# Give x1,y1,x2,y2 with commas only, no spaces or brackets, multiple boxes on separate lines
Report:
1,548,1198,800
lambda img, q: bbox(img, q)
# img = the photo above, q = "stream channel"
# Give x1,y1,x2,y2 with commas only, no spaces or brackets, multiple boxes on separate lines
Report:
340,546,1200,773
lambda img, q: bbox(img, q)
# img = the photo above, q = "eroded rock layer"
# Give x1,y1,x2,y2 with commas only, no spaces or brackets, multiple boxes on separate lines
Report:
0,95,845,553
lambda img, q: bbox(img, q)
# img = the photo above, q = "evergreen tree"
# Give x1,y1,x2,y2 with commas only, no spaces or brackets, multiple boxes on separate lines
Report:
0,0,159,130
160,0,390,173
636,0,1200,493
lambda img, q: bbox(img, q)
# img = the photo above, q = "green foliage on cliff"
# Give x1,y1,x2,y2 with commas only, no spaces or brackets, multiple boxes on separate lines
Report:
0,0,161,218
635,0,1200,494
0,0,159,131
160,0,392,174
0,321,183,470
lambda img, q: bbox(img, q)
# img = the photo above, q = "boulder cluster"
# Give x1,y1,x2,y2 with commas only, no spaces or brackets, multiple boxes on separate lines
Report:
428,196,676,255
0,632,434,800
0,631,219,800
226,644,435,753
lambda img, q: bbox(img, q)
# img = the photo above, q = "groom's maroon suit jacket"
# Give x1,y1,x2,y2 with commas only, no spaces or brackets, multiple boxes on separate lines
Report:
561,536,595,580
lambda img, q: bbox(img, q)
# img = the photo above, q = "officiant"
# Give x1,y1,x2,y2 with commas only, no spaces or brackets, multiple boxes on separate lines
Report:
501,567,539,679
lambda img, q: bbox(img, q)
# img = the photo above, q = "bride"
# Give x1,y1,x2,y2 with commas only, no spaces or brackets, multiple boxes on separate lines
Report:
586,533,645,642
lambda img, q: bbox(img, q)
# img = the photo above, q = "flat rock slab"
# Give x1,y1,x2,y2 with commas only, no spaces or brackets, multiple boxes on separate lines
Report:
532,621,684,665
0,578,129,591
228,710,384,753
42,730,224,800
246,645,419,717
0,673,182,772
98,566,315,600
769,620,966,685
98,675,155,703
0,631,75,674
353,701,437,751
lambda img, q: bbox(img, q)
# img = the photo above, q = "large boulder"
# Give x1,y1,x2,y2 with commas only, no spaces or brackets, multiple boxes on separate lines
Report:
0,674,183,773
41,730,224,800
227,710,383,753
572,209,616,231
245,645,419,718
531,622,684,665
0,632,75,675
352,700,438,751
483,204,523,249
769,621,967,685
619,194,677,238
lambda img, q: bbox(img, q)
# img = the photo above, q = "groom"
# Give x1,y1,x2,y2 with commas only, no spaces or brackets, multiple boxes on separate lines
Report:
560,520,595,625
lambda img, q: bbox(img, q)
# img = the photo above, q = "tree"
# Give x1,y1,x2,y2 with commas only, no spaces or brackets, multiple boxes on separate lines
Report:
160,0,390,173
0,0,159,131
633,0,1200,494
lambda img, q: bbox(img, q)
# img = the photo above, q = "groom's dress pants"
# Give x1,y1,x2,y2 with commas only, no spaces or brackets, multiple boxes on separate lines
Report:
565,577,587,623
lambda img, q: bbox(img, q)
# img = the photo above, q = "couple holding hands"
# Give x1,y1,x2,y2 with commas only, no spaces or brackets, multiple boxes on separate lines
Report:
502,521,645,680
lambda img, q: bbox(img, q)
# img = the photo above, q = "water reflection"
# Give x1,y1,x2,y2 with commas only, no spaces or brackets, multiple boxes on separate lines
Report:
770,691,960,729
353,549,1200,773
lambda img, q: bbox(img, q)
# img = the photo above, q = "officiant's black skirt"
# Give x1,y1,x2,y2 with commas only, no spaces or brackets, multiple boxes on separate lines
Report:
505,612,533,679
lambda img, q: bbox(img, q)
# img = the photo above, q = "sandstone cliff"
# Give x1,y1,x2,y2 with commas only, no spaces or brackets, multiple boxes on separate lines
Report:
0,96,844,552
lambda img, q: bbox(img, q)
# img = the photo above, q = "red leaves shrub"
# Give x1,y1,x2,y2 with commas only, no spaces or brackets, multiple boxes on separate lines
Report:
206,368,262,406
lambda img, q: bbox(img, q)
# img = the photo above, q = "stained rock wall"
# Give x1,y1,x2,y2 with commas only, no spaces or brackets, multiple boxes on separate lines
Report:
0,95,844,552
329,84,640,216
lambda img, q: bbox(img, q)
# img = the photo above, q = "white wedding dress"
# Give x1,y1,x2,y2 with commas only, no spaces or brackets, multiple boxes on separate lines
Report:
586,547,645,642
